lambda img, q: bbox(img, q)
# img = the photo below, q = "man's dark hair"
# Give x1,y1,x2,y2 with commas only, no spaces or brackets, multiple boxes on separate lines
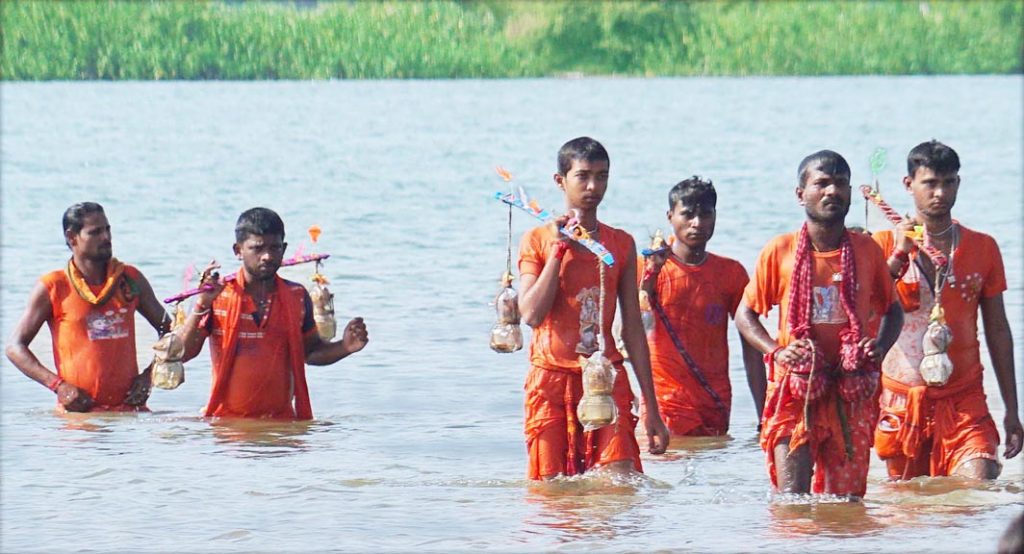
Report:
668,176,717,211
235,207,286,243
797,150,851,186
62,202,105,247
557,136,610,176
907,140,960,177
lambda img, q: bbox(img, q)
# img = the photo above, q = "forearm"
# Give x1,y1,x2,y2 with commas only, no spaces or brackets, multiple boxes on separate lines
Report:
519,262,562,328
305,339,355,366
177,308,208,362
875,301,904,355
740,333,767,417
5,343,59,387
621,325,659,411
735,306,778,355
986,325,1019,417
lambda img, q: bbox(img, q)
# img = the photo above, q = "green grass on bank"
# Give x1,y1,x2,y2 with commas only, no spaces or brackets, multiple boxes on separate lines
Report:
2,0,1021,80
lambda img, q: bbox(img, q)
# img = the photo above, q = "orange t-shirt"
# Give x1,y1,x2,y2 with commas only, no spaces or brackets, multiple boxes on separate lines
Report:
204,279,317,418
743,231,893,365
519,222,636,373
42,265,143,407
873,225,1007,388
645,253,749,410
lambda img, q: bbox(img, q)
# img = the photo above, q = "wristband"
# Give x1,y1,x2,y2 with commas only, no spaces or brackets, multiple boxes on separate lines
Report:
764,345,785,365
552,241,570,261
888,253,910,279
641,265,660,282
192,303,211,316
48,376,64,393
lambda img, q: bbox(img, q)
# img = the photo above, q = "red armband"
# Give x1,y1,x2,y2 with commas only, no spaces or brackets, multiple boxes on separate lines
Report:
888,251,910,279
764,345,785,381
641,265,660,283
48,376,64,393
552,241,570,261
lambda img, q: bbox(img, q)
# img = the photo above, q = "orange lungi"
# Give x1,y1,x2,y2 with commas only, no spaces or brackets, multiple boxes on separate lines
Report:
760,363,876,497
524,363,641,480
875,375,999,478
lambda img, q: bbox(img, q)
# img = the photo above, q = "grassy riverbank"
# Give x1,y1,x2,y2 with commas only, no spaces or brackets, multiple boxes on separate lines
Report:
2,0,1021,80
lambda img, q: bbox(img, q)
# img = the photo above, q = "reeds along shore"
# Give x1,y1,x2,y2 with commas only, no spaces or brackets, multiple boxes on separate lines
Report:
2,0,1021,80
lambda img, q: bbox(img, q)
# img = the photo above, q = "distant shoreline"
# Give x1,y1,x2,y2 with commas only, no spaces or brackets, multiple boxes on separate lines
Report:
3,1,1021,81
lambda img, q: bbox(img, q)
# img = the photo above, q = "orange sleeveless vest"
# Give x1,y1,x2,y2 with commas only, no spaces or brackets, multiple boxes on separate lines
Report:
42,260,142,409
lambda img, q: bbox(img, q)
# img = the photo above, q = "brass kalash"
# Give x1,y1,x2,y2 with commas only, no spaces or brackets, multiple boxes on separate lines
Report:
153,225,337,389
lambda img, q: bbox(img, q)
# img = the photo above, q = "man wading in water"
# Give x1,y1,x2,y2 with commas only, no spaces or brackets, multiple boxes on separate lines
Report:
177,207,368,419
871,140,1022,479
6,202,172,412
736,151,903,498
518,137,669,480
639,176,764,437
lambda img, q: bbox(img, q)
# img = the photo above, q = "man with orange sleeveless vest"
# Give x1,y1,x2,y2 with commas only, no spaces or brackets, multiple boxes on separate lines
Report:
518,137,669,480
872,140,1021,479
736,151,904,497
177,208,368,420
6,202,172,412
639,176,764,437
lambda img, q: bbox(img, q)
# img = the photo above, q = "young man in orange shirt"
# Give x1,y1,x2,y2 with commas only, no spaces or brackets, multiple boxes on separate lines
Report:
177,207,368,419
736,150,903,497
518,137,670,480
872,140,1021,479
640,176,764,436
6,202,171,412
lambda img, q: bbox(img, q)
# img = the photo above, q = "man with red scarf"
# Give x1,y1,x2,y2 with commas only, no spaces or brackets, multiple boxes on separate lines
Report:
6,202,171,412
736,151,904,497
177,208,368,419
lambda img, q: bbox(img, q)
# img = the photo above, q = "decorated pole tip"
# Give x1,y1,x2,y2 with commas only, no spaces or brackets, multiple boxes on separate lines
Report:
308,224,322,244
495,166,513,182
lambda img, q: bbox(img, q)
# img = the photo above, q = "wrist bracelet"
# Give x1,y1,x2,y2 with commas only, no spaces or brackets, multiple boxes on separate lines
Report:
192,306,211,317
552,241,570,261
888,254,910,279
48,376,64,393
764,345,785,364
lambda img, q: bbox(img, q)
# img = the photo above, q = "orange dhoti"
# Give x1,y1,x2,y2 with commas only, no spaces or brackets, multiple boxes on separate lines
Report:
874,375,999,478
761,370,876,497
524,363,641,480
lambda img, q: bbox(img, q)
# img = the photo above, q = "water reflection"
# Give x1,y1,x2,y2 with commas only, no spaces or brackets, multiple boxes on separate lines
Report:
56,411,140,434
768,498,886,538
523,470,667,542
208,418,321,458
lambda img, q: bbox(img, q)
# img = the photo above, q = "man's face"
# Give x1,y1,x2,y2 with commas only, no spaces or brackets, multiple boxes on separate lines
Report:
904,166,959,219
556,159,609,211
234,233,286,282
68,212,112,262
797,166,851,225
667,201,715,250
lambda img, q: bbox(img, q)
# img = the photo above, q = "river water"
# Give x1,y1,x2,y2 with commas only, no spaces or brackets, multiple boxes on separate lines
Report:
1,77,1021,552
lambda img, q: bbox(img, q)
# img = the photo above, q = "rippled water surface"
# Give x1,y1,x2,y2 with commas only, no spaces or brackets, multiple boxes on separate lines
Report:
2,77,1022,552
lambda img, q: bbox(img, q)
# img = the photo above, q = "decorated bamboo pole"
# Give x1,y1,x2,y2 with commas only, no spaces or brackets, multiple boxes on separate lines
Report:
162,252,331,304
859,185,948,267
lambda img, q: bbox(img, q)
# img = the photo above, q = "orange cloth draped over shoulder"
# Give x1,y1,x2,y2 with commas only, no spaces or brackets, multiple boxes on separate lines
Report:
202,269,318,420
872,227,1004,477
744,231,892,496
519,223,642,480
641,253,748,436
43,258,145,411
